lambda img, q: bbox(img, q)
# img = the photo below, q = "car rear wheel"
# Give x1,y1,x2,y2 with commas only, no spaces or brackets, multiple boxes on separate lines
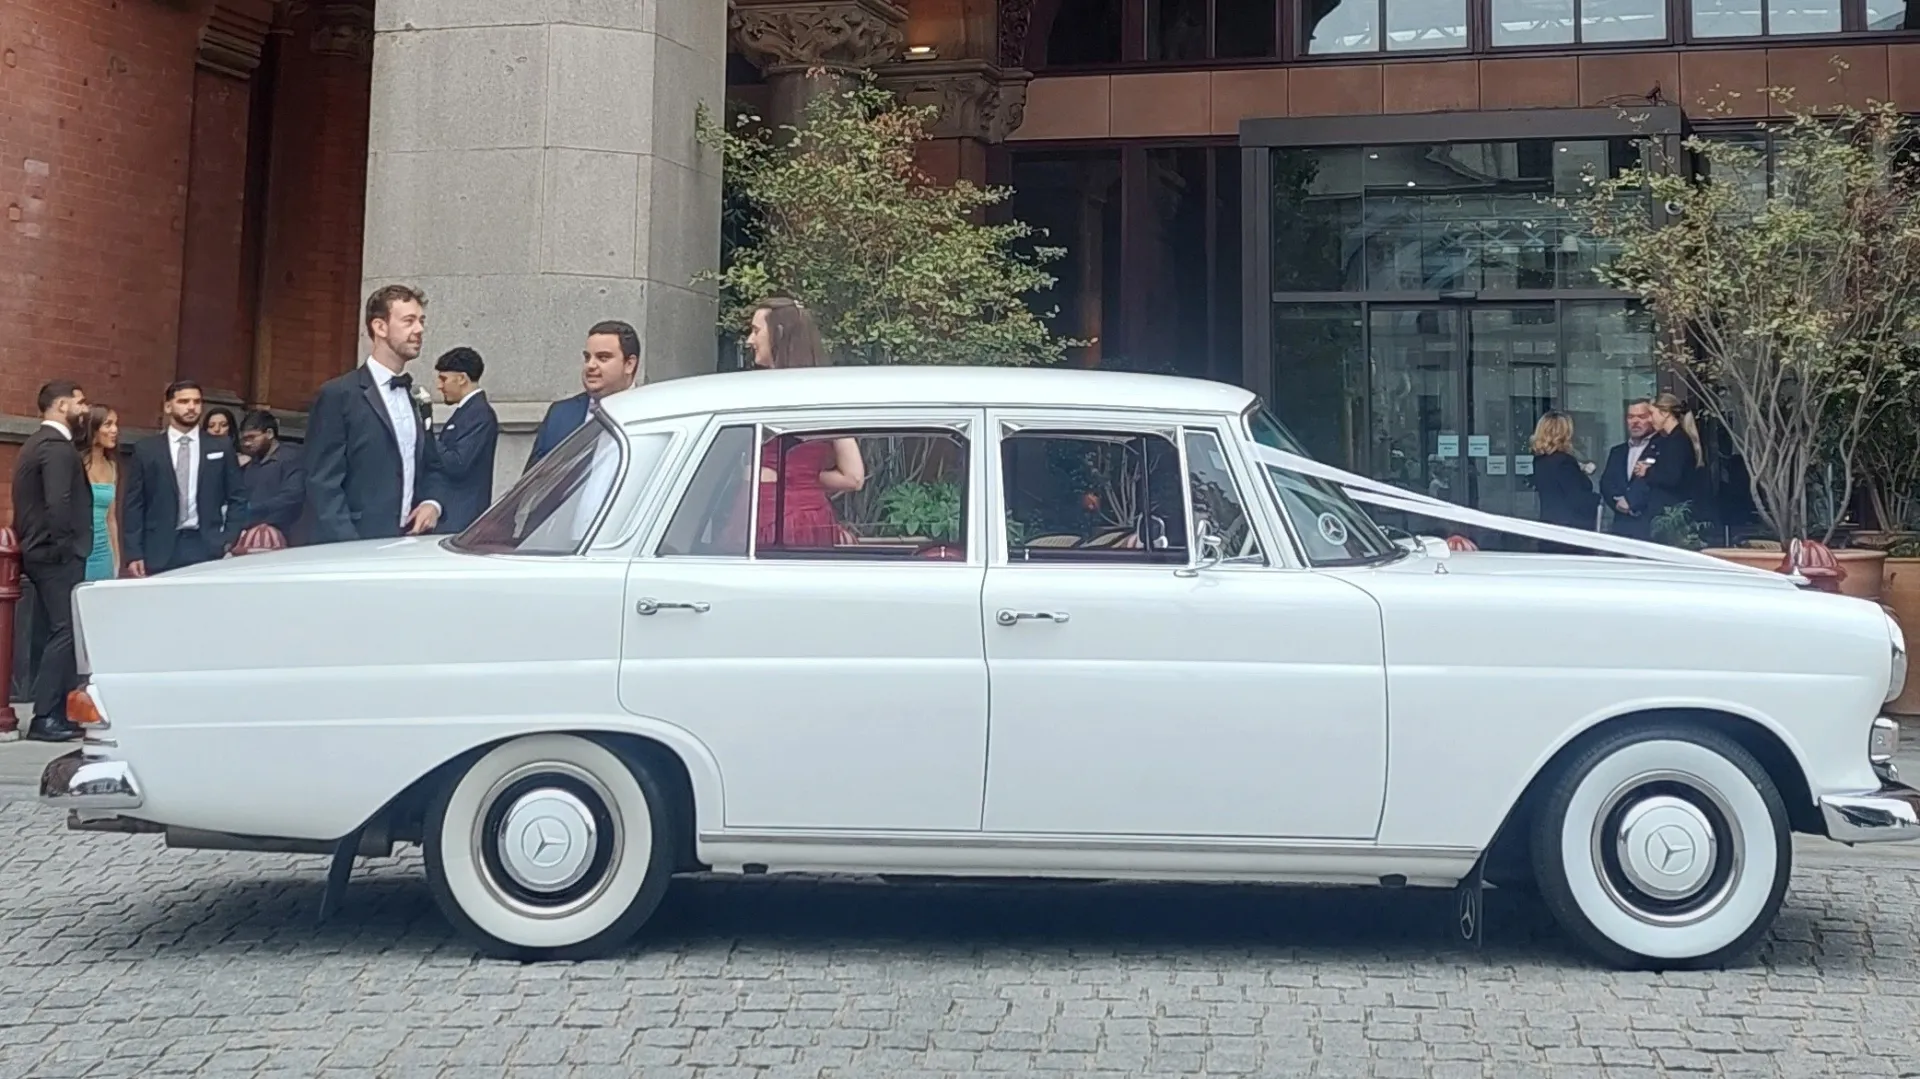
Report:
423,733,674,961
1531,722,1790,970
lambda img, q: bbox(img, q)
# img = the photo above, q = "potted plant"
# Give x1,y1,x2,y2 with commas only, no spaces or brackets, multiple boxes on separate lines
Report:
1576,99,1920,602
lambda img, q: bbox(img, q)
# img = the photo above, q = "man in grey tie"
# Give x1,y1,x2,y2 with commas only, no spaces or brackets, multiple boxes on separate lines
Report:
121,380,246,575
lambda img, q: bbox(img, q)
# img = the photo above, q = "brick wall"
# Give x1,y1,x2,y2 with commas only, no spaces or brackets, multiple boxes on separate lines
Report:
0,0,202,423
253,5,371,414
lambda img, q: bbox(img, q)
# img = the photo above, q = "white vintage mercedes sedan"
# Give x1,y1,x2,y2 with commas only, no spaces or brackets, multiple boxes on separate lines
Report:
43,367,1915,969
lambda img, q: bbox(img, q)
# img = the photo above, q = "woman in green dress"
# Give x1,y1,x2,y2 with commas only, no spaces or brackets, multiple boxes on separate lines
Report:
74,404,121,580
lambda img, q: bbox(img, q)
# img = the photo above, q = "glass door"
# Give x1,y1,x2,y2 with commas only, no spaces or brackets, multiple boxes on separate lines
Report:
1368,303,1560,512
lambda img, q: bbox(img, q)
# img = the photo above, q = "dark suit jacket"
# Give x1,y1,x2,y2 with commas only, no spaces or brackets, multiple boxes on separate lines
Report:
242,442,309,538
525,392,591,473
1530,451,1599,531
1599,441,1654,540
304,364,446,544
435,391,499,533
1641,427,1702,526
120,428,246,569
11,424,91,565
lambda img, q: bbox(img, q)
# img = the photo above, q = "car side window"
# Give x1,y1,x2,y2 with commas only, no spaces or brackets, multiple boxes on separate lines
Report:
1001,429,1189,564
1183,429,1262,563
656,424,971,562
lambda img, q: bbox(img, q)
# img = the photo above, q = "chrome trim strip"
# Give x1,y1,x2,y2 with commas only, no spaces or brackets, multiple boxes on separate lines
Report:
39,750,143,812
699,828,1476,860
1820,780,1920,844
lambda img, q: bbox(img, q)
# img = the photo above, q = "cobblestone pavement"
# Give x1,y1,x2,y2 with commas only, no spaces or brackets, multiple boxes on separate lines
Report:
4,791,1920,1079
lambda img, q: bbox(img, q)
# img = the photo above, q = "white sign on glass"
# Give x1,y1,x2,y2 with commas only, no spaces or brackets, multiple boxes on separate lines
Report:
1515,454,1535,476
1437,434,1460,458
1487,456,1509,475
1468,435,1490,458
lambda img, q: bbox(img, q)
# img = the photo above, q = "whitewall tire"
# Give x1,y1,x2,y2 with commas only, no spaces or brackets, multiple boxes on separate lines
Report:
1531,723,1790,970
423,734,675,961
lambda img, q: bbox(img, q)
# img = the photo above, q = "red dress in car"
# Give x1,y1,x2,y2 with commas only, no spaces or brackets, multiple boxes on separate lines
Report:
758,438,846,549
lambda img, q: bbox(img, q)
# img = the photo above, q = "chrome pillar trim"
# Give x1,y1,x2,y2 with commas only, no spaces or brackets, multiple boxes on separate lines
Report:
1820,780,1920,844
38,750,144,812
1869,715,1899,765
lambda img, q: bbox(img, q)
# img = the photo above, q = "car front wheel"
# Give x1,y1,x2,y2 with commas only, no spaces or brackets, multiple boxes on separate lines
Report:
423,733,674,961
1531,722,1790,970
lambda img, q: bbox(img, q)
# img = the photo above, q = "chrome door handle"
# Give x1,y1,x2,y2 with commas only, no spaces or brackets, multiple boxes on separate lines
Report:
636,598,710,616
996,609,1070,626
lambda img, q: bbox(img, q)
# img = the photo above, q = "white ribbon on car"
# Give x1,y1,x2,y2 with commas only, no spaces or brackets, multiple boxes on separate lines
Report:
1248,444,1788,580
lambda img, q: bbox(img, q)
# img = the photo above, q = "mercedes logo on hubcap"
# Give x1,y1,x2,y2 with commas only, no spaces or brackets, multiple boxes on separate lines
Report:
522,817,571,868
1645,824,1696,875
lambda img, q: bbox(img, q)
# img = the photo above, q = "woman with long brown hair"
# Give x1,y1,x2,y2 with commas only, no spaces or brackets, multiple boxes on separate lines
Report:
1635,392,1704,539
72,404,121,580
744,298,864,550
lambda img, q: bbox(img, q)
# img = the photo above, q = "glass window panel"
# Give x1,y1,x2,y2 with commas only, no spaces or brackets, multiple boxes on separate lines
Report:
1562,301,1658,469
1492,0,1576,46
1866,0,1915,28
1370,306,1464,500
1691,0,1762,36
1271,303,1365,468
1386,0,1469,50
1212,148,1244,384
1272,147,1363,292
1009,150,1121,367
1045,0,1124,64
1697,132,1771,214
1582,0,1668,40
1215,0,1279,57
1468,306,1559,521
1304,0,1378,53
1124,149,1212,378
1147,0,1211,60
1768,0,1841,31
1002,432,1190,563
1183,429,1263,562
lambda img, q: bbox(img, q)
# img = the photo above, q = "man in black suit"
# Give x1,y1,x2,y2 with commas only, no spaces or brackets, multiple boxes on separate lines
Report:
431,346,499,533
11,380,91,741
121,380,246,576
305,283,444,543
525,320,639,473
237,410,308,543
1599,398,1657,540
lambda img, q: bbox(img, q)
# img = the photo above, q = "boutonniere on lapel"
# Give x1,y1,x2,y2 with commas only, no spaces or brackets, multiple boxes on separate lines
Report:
410,384,434,429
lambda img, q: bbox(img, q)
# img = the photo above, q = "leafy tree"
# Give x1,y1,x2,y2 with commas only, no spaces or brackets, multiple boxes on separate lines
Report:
700,78,1075,366
1575,98,1920,544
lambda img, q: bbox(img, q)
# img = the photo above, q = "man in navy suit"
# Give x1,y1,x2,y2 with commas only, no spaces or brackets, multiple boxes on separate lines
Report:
121,379,247,575
1599,398,1657,539
525,319,640,473
304,284,446,543
432,346,499,533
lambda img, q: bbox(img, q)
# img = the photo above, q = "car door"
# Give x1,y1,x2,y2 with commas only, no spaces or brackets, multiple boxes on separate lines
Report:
618,410,992,833
980,412,1390,840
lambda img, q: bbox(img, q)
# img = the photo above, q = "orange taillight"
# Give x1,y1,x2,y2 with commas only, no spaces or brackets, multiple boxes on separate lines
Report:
65,687,105,725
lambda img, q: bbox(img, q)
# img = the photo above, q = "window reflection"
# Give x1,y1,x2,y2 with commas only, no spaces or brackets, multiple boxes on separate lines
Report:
1867,0,1916,27
1492,0,1667,43
1047,0,1124,64
1385,0,1468,49
1691,0,1840,34
1148,0,1211,60
1215,0,1279,56
1305,0,1468,52
1272,304,1365,466
1009,151,1121,367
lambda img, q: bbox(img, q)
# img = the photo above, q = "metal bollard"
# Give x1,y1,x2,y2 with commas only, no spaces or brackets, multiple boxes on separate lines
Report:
0,528,19,740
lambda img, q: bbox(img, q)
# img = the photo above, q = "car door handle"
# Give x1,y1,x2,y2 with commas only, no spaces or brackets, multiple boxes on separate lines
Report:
636,598,710,616
996,609,1070,626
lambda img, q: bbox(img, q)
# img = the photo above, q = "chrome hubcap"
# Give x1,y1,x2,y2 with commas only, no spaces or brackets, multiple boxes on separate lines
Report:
1590,770,1743,926
1615,795,1716,900
498,788,597,894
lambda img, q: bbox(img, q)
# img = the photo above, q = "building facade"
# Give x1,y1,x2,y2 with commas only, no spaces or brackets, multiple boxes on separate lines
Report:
2,0,1916,530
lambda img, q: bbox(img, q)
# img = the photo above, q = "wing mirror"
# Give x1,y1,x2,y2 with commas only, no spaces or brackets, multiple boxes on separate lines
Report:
1176,519,1226,578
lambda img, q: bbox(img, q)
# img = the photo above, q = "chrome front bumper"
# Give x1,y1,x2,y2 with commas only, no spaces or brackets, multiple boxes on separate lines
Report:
39,748,143,812
1821,776,1920,844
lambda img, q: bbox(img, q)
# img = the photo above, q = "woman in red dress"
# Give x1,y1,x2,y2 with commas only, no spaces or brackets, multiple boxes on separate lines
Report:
746,298,864,549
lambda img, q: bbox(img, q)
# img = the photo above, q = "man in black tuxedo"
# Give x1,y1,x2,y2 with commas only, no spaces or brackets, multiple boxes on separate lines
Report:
121,380,246,576
11,380,91,741
1599,398,1657,540
525,320,639,473
431,346,499,533
237,410,309,543
305,283,444,543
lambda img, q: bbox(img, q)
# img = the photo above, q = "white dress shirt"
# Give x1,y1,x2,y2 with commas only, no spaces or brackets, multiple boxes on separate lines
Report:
363,355,433,526
41,418,72,439
170,425,201,530
448,387,486,416
1625,437,1650,478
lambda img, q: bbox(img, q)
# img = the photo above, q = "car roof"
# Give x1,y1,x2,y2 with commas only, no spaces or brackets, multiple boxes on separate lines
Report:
599,365,1260,425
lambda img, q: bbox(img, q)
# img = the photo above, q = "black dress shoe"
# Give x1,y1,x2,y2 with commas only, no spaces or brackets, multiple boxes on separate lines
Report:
26,717,82,743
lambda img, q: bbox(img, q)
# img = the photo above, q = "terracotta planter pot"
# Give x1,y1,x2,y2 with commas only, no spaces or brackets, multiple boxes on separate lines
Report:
1702,546,1888,603
1884,557,1920,717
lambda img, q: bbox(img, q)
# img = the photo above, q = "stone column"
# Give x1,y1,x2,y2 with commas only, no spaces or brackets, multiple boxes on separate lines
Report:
361,1,726,492
874,57,1028,186
729,0,907,131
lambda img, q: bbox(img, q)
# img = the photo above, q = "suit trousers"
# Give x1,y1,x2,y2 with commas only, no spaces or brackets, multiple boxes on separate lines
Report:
24,555,84,723
155,528,218,573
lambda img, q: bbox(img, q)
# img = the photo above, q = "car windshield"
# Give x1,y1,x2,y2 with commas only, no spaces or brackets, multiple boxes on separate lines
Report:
452,417,625,555
1244,405,1401,568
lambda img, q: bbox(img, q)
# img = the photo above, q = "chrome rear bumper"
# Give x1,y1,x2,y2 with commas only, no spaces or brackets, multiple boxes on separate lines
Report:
1821,777,1920,844
39,749,143,812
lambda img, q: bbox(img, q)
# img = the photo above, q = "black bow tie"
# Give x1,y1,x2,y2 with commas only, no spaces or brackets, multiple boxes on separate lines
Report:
387,373,413,391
